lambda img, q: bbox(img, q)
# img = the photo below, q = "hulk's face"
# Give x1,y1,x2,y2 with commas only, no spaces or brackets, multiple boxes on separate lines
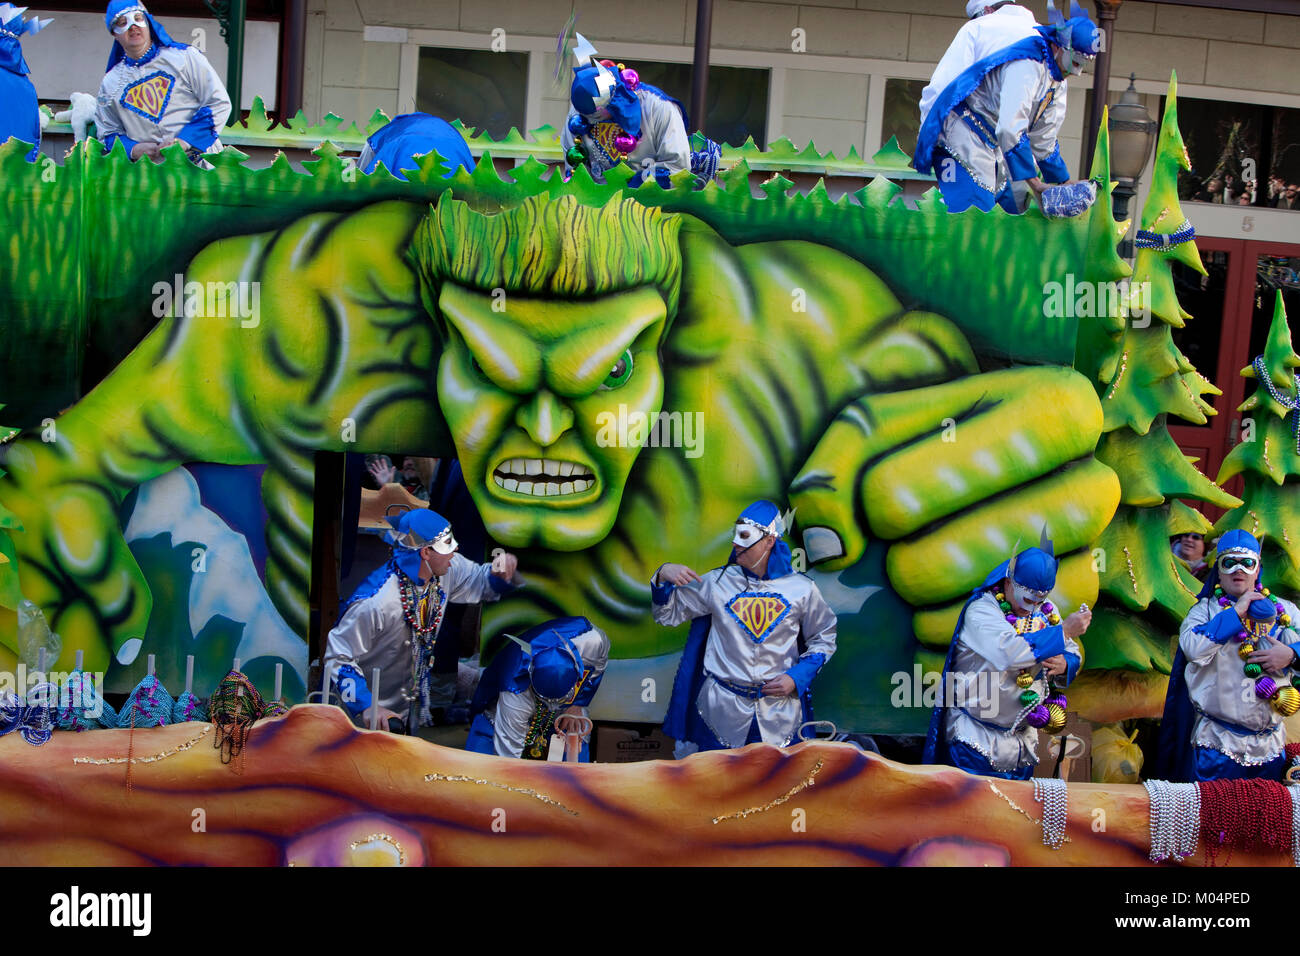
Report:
436,283,669,550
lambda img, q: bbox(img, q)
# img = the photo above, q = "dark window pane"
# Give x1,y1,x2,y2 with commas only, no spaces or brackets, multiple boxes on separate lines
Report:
1269,109,1300,208
416,48,528,140
609,61,769,148
1166,95,1300,209
883,78,926,156
1171,248,1233,418
1248,255,1300,364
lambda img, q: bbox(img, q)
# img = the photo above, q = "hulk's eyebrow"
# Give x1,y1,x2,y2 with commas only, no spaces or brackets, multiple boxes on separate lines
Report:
437,284,667,396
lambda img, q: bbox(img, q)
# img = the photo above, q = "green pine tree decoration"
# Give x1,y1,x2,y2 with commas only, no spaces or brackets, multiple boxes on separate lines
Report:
0,409,24,663
1074,104,1135,392
1214,293,1300,596
1072,75,1241,717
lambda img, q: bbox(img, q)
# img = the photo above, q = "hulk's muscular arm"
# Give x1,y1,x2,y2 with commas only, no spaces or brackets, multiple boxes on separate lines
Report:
1,201,442,667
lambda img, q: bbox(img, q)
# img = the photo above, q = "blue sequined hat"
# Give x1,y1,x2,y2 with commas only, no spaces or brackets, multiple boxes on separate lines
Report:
1217,529,1261,560
383,509,457,579
525,630,583,704
1009,547,1058,592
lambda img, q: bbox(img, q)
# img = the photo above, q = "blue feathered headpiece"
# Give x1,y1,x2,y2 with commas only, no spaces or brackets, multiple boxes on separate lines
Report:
569,32,643,138
104,0,185,72
1037,0,1101,57
0,5,51,76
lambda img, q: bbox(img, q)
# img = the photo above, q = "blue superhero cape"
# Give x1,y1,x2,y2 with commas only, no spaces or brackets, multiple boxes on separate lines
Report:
361,112,474,181
913,34,1060,178
660,539,818,746
922,568,1005,765
0,69,39,161
1151,644,1198,782
637,81,690,130
0,8,45,162
1153,565,1227,782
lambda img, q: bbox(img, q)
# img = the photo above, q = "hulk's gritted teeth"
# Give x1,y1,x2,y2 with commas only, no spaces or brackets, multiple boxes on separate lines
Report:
435,282,669,550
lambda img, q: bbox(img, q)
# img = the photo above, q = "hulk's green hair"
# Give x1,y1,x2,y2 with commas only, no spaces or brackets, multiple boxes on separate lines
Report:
412,192,683,321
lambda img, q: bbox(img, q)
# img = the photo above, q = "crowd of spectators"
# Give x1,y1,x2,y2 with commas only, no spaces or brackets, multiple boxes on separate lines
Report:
1185,172,1299,209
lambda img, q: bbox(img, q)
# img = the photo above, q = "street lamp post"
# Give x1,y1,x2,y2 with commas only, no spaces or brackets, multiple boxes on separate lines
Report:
1108,74,1159,259
1082,0,1120,179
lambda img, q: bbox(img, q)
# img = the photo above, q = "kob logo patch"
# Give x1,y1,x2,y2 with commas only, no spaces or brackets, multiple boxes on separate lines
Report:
121,71,175,122
726,593,792,644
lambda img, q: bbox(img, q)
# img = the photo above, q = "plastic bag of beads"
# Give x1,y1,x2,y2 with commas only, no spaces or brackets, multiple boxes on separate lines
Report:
1091,724,1142,784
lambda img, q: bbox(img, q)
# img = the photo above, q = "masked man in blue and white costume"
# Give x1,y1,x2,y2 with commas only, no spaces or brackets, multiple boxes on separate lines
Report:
95,0,232,164
465,616,610,760
0,5,51,162
914,0,1100,216
924,544,1088,779
1152,530,1300,783
655,501,837,754
561,33,721,189
323,509,522,732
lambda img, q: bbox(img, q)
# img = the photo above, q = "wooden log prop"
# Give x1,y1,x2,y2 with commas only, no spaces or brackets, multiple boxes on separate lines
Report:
0,705,1288,866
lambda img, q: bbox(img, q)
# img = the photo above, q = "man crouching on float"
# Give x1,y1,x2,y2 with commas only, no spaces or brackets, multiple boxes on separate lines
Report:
465,616,610,761
653,501,837,755
924,542,1089,779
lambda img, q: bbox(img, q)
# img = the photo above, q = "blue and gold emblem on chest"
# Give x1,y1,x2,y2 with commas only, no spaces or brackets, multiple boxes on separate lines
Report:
120,71,176,123
586,121,628,169
725,592,792,644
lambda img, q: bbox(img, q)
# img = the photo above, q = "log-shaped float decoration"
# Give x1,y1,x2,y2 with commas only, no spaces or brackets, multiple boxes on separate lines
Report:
0,705,1288,866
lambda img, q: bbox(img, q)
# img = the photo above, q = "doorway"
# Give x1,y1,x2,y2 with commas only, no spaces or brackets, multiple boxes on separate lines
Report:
1168,238,1300,521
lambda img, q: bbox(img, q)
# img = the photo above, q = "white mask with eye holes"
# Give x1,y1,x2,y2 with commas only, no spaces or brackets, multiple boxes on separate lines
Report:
732,520,769,551
733,514,783,551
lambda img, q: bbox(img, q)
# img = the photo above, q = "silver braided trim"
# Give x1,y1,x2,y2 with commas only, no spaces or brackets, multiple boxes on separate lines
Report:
1143,779,1200,862
1289,784,1300,868
1032,777,1068,849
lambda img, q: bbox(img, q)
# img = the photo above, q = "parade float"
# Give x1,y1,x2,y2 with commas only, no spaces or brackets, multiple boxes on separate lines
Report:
2,71,1299,866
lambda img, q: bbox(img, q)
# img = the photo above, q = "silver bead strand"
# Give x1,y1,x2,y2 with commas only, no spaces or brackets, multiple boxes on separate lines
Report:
1144,779,1200,862
1032,777,1068,849
1289,784,1300,868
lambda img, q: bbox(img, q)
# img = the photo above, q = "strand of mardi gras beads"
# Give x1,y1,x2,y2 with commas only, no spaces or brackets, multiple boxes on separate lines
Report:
1214,585,1300,716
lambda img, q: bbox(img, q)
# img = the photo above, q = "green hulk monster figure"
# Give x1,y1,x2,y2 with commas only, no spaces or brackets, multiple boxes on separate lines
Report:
0,191,1118,706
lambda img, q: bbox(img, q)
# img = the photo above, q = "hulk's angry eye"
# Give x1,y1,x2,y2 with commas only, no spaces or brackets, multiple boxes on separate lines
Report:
601,350,634,390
